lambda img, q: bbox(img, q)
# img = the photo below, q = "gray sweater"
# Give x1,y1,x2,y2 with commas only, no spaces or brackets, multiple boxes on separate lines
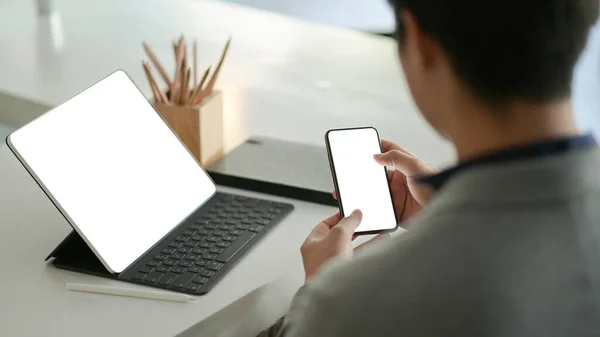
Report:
278,147,600,337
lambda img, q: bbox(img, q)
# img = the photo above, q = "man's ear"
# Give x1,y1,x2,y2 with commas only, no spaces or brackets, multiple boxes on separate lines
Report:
401,11,439,71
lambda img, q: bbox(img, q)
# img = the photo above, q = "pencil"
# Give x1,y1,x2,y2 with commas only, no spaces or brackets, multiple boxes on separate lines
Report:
142,42,171,87
143,61,169,103
189,66,211,105
173,40,186,104
181,68,190,105
142,61,161,103
205,37,231,95
66,282,196,303
193,39,198,86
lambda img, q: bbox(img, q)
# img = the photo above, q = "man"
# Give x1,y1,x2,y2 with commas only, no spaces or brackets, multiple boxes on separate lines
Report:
261,0,600,336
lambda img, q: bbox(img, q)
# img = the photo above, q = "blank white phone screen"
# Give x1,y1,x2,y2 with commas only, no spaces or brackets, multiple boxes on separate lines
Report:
7,71,216,274
327,128,397,233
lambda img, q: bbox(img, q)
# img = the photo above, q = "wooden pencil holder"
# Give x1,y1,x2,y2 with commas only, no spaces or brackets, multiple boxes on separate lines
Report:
154,91,224,167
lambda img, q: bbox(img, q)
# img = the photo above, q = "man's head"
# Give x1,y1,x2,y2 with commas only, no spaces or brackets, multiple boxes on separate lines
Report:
388,0,599,134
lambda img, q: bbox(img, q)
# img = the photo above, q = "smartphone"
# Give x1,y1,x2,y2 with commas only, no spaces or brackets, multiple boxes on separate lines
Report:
325,127,398,235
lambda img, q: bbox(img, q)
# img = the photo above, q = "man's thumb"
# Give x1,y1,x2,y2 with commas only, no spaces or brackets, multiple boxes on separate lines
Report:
333,210,363,237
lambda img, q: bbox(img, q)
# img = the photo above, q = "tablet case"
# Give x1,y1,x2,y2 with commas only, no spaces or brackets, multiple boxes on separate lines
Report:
45,136,336,280
206,136,336,206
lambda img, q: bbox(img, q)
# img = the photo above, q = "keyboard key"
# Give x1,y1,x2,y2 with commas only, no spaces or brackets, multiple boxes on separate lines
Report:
159,272,179,285
184,241,197,248
230,229,244,236
175,236,188,242
224,219,238,226
268,207,281,213
163,260,177,266
192,277,208,284
200,270,215,278
192,247,207,255
133,273,147,280
186,254,200,261
263,213,277,219
146,271,164,283
216,241,230,248
138,268,153,273
249,213,261,218
217,231,256,263
171,266,185,274
191,235,205,241
178,260,192,267
222,235,236,242
206,236,220,242
249,225,264,233
198,229,211,236
187,267,201,274
195,260,209,267
172,272,195,288
161,248,175,254
210,247,224,254
182,230,195,236
203,253,217,260
220,224,234,230
242,218,253,225
178,246,192,253
172,253,185,260
204,223,217,230
156,266,170,273
153,254,167,261
187,284,200,292
235,224,249,230
213,230,225,236
200,242,214,248
190,223,203,229
256,219,270,226
169,242,182,248
207,262,223,271
147,261,161,267
233,213,245,219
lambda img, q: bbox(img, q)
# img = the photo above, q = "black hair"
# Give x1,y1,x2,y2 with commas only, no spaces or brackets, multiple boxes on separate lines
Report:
389,0,599,104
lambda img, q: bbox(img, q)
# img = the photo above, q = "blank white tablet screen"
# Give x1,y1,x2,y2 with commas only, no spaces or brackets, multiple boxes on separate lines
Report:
7,71,216,273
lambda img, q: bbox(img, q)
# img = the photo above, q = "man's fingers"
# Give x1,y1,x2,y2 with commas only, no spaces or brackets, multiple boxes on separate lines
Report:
331,210,363,238
306,212,342,241
355,232,391,251
332,189,338,200
322,212,342,229
381,139,413,155
374,150,437,177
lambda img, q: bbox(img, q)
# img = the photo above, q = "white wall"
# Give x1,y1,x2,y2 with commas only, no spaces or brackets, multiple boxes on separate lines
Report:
573,20,600,138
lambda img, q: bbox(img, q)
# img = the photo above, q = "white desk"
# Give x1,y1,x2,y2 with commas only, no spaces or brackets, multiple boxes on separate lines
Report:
0,0,452,336
0,141,337,336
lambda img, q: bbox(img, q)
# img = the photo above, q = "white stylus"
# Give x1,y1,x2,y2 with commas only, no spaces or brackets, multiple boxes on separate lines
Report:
66,282,197,303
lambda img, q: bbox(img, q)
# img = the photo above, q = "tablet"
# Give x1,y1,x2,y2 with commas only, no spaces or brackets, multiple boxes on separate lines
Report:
7,70,216,273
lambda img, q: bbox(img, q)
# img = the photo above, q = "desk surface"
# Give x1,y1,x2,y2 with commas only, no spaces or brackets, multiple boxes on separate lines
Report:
0,142,335,337
0,0,451,336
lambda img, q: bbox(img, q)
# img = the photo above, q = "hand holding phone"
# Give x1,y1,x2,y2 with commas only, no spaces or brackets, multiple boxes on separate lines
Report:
325,127,398,235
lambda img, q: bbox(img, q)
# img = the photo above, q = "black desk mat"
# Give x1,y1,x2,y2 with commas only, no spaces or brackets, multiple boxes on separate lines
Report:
206,136,336,206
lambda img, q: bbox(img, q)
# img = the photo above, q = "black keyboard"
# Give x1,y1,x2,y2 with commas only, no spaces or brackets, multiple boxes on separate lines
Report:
119,192,294,295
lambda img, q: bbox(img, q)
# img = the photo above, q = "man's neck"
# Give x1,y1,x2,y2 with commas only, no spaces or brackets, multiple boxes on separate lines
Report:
448,99,580,162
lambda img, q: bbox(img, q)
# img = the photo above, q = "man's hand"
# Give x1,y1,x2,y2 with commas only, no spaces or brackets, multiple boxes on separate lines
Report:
374,140,438,223
333,140,438,225
301,211,389,281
